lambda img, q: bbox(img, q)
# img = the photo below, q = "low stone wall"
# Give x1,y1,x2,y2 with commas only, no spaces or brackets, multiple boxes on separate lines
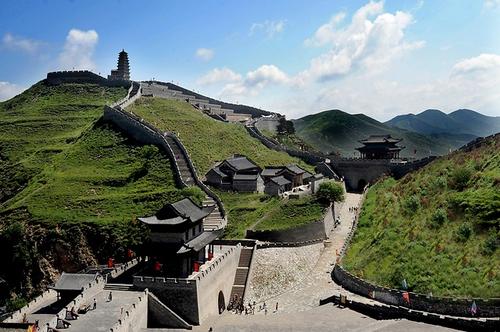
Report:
109,290,148,332
4,289,56,323
246,216,328,244
321,294,499,332
332,265,500,318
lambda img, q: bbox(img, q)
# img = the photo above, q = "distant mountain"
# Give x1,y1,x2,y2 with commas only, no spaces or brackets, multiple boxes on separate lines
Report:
385,109,500,137
292,110,475,158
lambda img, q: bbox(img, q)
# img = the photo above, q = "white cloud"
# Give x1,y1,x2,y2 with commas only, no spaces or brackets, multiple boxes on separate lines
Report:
0,81,25,101
2,33,42,54
195,48,214,61
484,0,500,9
250,20,286,38
58,29,98,71
451,53,500,75
196,67,242,85
299,1,424,83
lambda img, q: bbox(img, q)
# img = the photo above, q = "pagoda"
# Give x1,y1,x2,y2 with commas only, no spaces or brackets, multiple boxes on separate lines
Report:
108,49,130,81
356,135,404,159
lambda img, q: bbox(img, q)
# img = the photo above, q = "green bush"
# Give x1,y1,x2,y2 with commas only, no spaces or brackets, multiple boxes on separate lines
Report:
316,181,345,203
429,208,447,228
482,229,498,255
456,223,472,242
449,166,473,191
403,194,420,213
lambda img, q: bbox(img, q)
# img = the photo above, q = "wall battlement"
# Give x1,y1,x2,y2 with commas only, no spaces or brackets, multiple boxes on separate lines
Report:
46,70,130,87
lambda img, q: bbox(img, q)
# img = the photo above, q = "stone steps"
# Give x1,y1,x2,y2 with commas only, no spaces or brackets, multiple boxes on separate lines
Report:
229,246,255,302
104,283,135,291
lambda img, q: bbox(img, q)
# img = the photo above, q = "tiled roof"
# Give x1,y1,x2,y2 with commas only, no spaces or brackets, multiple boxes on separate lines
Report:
261,167,284,177
225,156,259,171
269,176,291,186
139,198,213,225
51,273,98,291
285,164,306,175
233,173,260,181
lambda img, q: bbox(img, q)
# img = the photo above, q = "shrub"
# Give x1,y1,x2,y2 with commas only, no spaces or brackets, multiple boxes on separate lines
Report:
316,181,344,203
403,195,420,213
482,229,498,255
449,166,473,191
429,208,447,228
456,223,472,242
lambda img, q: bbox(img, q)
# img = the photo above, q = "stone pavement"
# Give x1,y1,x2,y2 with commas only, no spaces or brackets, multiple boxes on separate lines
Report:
245,193,372,313
193,304,457,332
67,290,144,332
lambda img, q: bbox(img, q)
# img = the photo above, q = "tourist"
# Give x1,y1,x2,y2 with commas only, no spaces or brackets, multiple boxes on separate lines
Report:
108,291,113,302
93,298,97,310
275,302,279,313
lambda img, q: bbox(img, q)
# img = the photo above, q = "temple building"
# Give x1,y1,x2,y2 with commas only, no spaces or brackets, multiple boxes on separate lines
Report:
356,135,404,159
108,49,130,81
138,198,220,277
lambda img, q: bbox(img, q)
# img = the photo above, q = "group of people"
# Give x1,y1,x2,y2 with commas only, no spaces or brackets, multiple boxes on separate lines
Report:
228,296,279,316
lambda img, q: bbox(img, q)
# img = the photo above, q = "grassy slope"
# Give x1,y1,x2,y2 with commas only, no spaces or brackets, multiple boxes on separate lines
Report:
128,98,312,174
293,110,474,158
217,190,325,238
343,135,499,297
0,82,128,204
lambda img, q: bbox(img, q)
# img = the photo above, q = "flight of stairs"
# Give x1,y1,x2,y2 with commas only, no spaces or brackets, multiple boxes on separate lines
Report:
230,247,254,301
202,196,225,231
164,136,195,186
104,283,136,291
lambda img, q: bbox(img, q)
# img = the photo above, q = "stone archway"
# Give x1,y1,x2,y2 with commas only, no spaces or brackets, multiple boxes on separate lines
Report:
218,291,225,314
357,179,367,192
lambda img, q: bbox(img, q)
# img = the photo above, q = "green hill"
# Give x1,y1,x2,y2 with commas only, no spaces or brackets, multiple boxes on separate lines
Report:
127,97,311,173
292,110,475,158
343,134,499,297
386,109,500,137
0,82,202,309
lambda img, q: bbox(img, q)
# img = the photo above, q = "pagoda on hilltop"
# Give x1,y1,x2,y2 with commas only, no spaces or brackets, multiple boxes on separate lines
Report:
356,134,405,159
108,49,130,81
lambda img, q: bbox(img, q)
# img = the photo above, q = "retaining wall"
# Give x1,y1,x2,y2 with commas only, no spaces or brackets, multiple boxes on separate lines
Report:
246,207,331,243
109,290,148,332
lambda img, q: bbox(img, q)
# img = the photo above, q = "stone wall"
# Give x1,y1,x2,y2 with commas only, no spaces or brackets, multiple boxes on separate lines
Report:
109,290,148,332
148,293,192,329
320,294,499,332
195,244,242,322
46,71,129,87
255,116,281,134
332,265,500,318
246,210,329,244
133,276,198,324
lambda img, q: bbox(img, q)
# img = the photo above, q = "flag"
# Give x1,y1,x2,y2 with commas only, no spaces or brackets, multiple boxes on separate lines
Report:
402,292,410,304
470,301,477,315
402,279,408,290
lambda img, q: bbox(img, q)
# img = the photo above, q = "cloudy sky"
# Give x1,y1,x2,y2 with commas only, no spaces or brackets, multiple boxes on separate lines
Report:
0,0,499,121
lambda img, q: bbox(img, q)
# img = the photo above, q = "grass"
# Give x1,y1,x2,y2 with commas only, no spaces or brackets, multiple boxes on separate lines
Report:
342,135,500,298
216,190,325,238
127,98,313,174
0,81,128,204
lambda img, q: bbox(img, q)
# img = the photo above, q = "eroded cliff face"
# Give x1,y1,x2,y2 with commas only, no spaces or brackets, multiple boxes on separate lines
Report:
0,210,146,309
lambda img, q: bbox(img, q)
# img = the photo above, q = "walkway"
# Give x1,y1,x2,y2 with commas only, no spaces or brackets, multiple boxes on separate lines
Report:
67,290,144,332
246,193,370,312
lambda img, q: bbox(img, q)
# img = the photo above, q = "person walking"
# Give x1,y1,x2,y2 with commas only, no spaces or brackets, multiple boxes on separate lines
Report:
93,298,97,310
108,291,113,302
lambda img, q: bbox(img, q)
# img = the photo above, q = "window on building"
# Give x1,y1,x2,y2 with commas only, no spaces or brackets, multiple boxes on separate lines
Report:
198,224,202,232
192,227,195,236
185,230,189,240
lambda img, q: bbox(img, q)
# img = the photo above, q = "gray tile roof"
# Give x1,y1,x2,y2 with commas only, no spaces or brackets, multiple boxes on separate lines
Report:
139,198,213,225
261,167,284,177
233,173,260,181
269,176,291,186
177,229,222,254
285,164,306,175
52,273,98,291
211,166,227,177
225,156,259,171
359,135,402,144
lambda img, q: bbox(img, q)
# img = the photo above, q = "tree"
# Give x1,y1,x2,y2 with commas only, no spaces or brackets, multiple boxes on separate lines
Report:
316,181,345,203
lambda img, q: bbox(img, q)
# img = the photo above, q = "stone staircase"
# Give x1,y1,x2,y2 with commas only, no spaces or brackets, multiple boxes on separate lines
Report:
230,247,254,301
164,136,196,186
202,196,225,231
104,283,135,291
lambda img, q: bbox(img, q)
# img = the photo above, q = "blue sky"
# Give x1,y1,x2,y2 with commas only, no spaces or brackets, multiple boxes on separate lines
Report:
1,0,499,120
